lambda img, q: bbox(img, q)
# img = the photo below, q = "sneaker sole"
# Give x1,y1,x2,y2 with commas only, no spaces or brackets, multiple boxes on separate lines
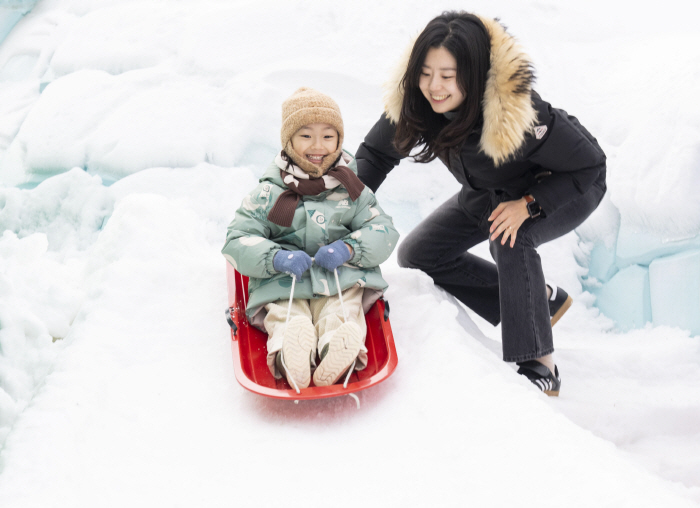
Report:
282,317,316,389
550,295,573,327
544,389,560,397
313,323,362,387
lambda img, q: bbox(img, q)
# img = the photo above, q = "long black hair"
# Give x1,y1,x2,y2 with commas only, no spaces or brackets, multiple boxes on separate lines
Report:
394,11,491,163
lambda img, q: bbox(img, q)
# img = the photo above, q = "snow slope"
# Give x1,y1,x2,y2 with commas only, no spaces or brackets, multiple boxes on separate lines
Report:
1,1,699,506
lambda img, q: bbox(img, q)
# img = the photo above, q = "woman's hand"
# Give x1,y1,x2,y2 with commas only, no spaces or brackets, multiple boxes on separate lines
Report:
488,198,531,248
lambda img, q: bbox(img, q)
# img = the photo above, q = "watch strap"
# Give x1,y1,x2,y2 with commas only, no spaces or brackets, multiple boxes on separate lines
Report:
524,194,541,218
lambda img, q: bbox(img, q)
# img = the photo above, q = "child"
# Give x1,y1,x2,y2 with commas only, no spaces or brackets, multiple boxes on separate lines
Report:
222,87,399,389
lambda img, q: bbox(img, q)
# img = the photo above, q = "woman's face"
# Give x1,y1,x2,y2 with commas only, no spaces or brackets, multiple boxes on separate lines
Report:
290,123,338,167
419,46,465,113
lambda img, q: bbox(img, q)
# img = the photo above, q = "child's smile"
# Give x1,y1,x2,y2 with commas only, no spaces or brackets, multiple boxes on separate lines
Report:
305,154,325,164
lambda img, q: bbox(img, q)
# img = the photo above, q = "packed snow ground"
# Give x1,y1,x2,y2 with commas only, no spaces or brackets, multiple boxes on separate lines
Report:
1,1,699,506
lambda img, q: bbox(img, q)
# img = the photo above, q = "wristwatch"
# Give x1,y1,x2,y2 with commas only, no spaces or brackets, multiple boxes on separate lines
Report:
524,194,542,218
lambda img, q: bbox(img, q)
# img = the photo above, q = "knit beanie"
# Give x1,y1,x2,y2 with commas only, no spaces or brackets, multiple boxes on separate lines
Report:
280,87,344,178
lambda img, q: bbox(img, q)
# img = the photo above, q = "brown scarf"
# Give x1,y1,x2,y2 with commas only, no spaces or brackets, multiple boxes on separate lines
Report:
267,165,365,227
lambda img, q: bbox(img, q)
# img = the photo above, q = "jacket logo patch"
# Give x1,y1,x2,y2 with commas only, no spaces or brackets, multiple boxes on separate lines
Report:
534,125,548,140
336,199,351,209
308,210,326,230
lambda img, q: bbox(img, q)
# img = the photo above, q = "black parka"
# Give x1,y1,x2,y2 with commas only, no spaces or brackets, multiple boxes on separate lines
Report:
356,91,606,218
356,15,606,218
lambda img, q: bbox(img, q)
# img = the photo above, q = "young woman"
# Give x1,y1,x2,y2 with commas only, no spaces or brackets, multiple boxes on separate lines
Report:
355,11,606,395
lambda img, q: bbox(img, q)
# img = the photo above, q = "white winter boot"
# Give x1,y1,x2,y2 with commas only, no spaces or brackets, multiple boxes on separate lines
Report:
313,321,363,387
279,315,317,390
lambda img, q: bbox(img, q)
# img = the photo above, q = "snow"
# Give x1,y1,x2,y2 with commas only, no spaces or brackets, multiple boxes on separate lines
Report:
1,0,699,506
0,2,38,47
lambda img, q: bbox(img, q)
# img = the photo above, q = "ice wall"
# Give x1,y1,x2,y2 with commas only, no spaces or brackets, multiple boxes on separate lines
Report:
569,26,700,337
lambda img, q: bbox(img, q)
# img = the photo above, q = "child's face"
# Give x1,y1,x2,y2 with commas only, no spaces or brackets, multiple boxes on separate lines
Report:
290,123,338,167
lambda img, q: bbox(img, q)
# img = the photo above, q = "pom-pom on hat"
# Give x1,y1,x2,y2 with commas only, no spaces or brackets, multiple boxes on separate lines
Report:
280,87,344,177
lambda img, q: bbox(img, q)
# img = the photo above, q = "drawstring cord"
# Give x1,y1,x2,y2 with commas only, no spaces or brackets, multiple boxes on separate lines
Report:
334,267,348,324
280,350,300,394
334,267,359,388
282,275,301,394
279,263,361,401
343,359,357,389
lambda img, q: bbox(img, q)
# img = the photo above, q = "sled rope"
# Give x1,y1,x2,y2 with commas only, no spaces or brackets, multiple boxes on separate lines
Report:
334,268,348,323
279,350,300,394
343,359,356,389
280,266,356,395
282,275,301,394
335,267,360,388
285,276,296,327
239,269,248,310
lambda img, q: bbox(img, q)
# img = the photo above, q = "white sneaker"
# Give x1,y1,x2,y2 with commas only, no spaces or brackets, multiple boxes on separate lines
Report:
313,322,363,387
280,316,317,390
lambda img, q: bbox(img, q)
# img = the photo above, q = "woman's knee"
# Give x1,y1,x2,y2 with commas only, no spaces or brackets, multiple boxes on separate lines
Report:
396,232,431,269
489,232,536,261
396,239,416,268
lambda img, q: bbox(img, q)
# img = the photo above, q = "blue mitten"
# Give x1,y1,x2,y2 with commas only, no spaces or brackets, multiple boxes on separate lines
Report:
273,250,312,280
315,240,352,271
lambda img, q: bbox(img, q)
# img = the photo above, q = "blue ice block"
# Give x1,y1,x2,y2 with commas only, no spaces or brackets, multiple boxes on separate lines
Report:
587,242,619,283
649,250,700,336
616,227,700,267
593,264,652,331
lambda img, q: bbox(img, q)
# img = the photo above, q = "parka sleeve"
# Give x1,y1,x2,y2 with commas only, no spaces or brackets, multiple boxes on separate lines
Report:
221,189,281,279
342,189,400,269
355,113,405,192
522,93,607,215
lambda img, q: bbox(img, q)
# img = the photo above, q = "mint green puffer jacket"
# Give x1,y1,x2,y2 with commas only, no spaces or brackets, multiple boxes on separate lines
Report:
222,151,399,323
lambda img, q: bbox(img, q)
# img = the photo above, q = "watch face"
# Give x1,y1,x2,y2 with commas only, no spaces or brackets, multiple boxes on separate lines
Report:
527,200,541,218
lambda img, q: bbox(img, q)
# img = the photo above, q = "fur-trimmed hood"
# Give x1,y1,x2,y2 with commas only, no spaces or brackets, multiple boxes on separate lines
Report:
382,15,537,166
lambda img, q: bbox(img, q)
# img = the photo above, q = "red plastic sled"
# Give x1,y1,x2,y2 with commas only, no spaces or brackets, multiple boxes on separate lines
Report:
226,262,398,400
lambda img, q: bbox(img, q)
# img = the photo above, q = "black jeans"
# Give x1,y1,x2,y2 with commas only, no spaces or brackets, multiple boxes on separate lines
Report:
397,182,605,362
